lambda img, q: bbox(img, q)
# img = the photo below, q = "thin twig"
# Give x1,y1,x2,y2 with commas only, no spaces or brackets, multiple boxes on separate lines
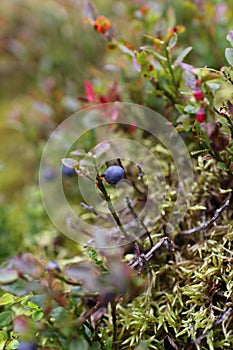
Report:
180,200,230,235
128,237,172,269
214,107,233,138
81,202,103,217
78,300,102,324
125,196,153,247
111,299,118,350
96,174,131,242
137,163,147,194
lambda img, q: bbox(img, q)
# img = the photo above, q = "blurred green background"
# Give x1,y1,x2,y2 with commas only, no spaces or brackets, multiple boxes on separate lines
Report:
0,0,232,260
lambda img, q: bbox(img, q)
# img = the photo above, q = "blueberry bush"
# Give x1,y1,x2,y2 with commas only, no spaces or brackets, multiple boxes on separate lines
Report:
0,1,233,349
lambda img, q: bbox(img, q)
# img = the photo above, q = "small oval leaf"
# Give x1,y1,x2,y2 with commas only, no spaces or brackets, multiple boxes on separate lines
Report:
0,269,18,284
175,46,192,64
70,149,86,157
62,158,79,168
0,293,14,306
94,143,110,157
0,311,13,327
168,33,178,50
226,30,233,46
225,48,233,66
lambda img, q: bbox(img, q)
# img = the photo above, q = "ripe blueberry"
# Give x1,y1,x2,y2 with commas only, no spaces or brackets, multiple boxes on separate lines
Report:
102,165,124,185
45,261,60,272
62,165,76,177
17,342,38,350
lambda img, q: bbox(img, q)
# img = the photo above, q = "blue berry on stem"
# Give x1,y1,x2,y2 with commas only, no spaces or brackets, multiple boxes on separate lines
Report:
102,165,124,185
45,261,60,272
62,165,76,177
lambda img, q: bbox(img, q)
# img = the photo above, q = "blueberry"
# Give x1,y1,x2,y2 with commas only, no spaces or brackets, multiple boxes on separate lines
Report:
17,342,38,350
62,165,76,177
102,165,124,185
45,261,60,272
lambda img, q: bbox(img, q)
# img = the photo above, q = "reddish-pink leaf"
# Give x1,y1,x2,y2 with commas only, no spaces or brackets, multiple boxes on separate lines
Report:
85,80,95,102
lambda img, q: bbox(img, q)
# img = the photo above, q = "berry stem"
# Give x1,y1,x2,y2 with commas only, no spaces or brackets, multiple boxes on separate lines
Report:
164,46,178,91
125,196,153,248
96,174,131,241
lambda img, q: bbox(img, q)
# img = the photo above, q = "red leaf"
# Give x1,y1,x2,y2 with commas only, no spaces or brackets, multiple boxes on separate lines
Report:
85,80,95,102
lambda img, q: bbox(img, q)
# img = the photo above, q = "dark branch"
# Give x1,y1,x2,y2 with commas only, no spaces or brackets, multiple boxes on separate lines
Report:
180,200,230,235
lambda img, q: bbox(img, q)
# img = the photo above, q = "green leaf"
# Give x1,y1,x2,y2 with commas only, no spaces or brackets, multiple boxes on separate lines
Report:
175,104,185,113
105,337,112,350
189,205,206,211
2,279,38,296
137,50,148,65
94,143,110,157
5,339,19,350
69,338,89,350
217,161,229,172
134,341,149,349
32,310,44,321
27,301,40,309
0,311,13,327
183,118,191,132
225,48,233,66
29,294,47,309
206,82,220,91
175,46,192,64
90,342,101,350
70,149,86,156
168,33,178,50
61,158,79,168
143,34,164,45
0,341,6,350
0,293,14,306
50,307,70,326
184,105,195,114
0,269,18,284
0,331,8,342
152,50,167,61
117,44,134,57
